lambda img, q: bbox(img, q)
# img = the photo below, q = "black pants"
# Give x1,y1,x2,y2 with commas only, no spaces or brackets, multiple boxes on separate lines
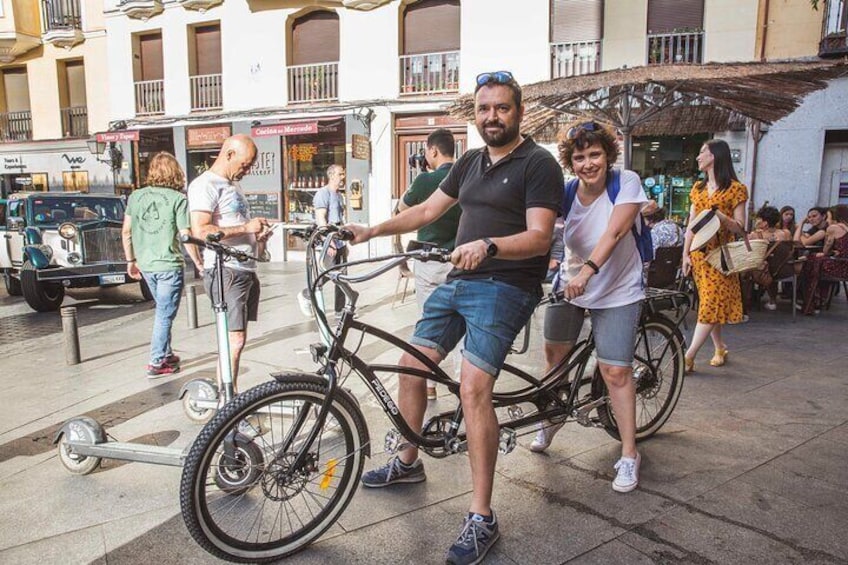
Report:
323,245,349,313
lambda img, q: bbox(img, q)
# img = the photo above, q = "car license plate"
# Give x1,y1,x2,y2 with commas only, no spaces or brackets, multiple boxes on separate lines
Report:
100,274,125,284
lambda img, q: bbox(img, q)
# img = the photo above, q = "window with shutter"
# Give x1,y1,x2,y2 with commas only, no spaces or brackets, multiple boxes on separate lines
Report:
647,0,703,34
292,11,340,65
195,24,222,76
139,33,163,81
403,0,460,55
550,0,603,43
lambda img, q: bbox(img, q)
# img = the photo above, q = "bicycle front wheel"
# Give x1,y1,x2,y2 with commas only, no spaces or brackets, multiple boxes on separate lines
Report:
593,316,685,441
180,378,367,563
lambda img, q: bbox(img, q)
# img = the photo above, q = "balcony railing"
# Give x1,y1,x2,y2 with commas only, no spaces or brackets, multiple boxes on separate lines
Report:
135,79,165,115
647,31,704,65
551,40,601,79
42,0,82,31
61,106,88,137
287,62,339,103
0,111,33,142
190,73,223,111
399,50,460,95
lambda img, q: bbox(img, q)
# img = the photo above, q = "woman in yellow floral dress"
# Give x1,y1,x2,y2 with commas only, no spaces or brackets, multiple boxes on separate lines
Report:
682,139,749,372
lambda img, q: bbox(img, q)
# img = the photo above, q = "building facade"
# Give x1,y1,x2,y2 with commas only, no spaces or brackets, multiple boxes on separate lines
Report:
4,1,843,257
0,0,114,197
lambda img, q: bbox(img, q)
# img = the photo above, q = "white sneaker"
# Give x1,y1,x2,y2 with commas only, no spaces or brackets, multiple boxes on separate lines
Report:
612,452,641,493
529,421,565,453
764,302,777,311
296,289,314,318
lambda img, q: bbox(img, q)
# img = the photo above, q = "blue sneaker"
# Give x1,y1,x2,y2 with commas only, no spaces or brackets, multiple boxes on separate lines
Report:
445,511,500,565
360,455,425,488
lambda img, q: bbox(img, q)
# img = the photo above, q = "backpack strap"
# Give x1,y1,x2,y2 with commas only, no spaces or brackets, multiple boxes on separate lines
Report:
563,177,580,219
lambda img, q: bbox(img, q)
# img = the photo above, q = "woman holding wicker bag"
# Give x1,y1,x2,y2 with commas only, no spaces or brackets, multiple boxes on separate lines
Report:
681,139,749,373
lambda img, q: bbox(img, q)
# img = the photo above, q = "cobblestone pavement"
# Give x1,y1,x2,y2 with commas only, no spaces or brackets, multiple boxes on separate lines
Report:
0,262,846,564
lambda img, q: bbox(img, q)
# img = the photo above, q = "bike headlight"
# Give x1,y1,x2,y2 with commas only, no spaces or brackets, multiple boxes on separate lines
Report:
58,222,77,240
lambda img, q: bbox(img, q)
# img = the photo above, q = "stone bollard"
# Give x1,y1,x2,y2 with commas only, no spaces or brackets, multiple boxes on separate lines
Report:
60,306,81,365
186,285,198,329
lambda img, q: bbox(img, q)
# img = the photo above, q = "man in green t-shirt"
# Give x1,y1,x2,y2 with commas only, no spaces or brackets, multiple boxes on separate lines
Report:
397,128,461,399
122,152,203,378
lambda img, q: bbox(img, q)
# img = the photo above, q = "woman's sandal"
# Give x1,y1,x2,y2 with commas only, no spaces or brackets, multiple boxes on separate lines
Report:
684,356,695,374
709,348,729,367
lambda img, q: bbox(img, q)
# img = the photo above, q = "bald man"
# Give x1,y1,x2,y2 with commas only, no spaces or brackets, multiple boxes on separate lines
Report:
189,134,271,394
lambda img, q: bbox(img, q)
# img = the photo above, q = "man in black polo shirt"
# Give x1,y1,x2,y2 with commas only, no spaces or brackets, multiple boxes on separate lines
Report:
347,71,563,565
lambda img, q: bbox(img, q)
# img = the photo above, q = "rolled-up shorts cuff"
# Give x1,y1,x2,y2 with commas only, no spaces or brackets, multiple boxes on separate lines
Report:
461,350,499,377
595,356,634,368
409,336,449,358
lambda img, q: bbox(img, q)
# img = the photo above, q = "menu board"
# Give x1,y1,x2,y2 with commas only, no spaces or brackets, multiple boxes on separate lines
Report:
244,192,281,221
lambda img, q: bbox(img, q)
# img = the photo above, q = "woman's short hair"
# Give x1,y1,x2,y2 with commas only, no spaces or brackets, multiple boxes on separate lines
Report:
755,205,781,228
557,121,619,173
145,152,185,190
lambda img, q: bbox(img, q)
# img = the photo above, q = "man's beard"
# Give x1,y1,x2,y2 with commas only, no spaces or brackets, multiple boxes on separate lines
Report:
478,120,520,148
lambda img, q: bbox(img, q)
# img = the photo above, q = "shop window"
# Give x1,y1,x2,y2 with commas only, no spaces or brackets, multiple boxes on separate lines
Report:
284,119,345,227
62,171,89,192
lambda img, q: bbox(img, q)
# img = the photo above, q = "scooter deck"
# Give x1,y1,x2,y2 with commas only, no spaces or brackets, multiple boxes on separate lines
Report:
66,441,186,467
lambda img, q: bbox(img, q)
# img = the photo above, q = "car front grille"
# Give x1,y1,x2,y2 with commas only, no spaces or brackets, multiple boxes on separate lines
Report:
81,226,124,263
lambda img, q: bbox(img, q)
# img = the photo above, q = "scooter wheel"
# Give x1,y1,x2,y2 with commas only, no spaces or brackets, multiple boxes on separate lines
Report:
182,380,219,424
213,440,264,496
57,419,102,475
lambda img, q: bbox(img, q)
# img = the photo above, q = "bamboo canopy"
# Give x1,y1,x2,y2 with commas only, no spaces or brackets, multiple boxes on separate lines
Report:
448,60,848,168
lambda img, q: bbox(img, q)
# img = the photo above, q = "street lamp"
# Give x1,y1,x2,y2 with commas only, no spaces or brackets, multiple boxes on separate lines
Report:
86,137,123,171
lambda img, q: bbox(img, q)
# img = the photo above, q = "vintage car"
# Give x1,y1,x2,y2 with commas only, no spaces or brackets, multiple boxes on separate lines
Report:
0,192,151,311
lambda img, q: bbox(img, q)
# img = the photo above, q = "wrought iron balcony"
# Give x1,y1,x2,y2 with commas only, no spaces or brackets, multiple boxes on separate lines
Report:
190,73,223,111
551,40,602,79
42,0,83,47
287,62,339,103
647,31,704,65
399,51,460,95
0,111,33,142
134,79,165,115
60,106,88,138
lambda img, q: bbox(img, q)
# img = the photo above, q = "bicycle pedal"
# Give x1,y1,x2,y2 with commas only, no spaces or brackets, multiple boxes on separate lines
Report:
507,406,523,421
384,429,403,454
498,428,517,455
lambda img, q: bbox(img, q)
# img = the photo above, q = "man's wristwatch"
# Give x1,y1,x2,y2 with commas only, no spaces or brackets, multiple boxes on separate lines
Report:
482,238,498,258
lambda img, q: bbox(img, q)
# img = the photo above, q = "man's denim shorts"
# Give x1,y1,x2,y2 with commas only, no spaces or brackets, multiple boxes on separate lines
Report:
544,300,642,367
410,279,538,377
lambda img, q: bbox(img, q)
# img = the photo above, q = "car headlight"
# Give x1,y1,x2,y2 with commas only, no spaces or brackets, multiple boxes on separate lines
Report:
58,222,77,240
67,252,82,264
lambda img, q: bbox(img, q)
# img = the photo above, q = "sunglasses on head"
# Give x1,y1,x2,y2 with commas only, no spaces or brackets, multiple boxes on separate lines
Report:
566,121,599,140
475,71,515,88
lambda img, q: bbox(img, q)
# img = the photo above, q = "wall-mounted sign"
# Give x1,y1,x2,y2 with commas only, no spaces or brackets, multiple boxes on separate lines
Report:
96,130,140,142
247,151,276,177
62,154,86,170
187,125,231,148
3,156,25,170
351,134,371,160
252,122,318,137
244,192,281,221
644,177,656,188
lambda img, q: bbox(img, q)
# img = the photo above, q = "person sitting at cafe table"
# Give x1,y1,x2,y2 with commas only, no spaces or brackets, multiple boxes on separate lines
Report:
794,206,829,248
779,205,796,235
799,204,848,315
743,205,792,311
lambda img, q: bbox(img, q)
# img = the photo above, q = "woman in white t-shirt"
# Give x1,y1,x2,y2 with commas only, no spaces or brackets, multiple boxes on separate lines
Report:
531,121,647,494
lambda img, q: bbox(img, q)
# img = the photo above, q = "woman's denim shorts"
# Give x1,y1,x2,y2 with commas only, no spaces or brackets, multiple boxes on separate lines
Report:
544,300,642,367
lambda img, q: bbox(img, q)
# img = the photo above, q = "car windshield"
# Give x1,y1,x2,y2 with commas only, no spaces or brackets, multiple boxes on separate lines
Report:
31,197,125,226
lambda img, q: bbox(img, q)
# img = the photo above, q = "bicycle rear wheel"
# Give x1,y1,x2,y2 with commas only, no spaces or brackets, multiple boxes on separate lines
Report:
593,316,685,441
180,378,367,563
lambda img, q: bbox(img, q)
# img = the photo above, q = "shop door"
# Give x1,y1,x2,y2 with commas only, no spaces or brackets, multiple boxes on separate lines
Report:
396,133,466,200
62,171,89,192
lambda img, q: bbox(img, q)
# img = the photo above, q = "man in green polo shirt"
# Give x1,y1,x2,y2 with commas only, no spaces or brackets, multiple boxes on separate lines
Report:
398,128,461,399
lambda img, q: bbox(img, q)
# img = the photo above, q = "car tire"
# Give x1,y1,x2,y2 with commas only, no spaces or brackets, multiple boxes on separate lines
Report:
21,260,65,312
4,272,22,296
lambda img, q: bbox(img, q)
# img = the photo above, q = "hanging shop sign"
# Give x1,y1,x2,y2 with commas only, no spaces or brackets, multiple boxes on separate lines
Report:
187,125,231,148
252,121,319,137
96,130,140,143
351,134,371,160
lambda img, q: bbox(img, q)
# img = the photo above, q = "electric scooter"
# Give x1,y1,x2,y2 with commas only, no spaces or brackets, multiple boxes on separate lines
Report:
53,232,264,474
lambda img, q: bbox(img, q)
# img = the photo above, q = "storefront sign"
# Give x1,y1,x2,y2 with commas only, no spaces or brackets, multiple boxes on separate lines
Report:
96,130,140,142
252,122,318,137
3,156,26,170
351,134,370,160
62,154,86,170
187,125,231,148
248,151,276,177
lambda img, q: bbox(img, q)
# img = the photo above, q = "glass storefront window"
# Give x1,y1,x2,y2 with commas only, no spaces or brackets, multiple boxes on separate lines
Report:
284,119,345,225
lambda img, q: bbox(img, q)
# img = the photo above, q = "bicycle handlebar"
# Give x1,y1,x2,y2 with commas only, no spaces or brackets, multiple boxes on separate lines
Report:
179,232,265,263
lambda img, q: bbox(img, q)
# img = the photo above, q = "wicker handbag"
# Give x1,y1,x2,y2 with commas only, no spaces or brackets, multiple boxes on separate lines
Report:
706,237,770,276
